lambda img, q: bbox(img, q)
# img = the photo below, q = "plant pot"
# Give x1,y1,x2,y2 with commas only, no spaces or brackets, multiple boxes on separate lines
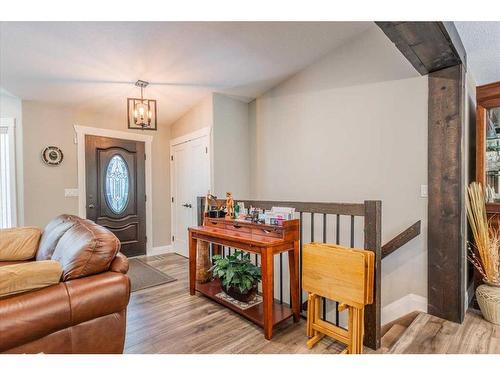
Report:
476,282,500,325
221,282,258,303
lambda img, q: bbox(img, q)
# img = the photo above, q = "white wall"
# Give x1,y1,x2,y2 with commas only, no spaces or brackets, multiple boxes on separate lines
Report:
212,93,250,198
249,25,429,313
0,89,24,225
170,95,213,140
170,93,250,199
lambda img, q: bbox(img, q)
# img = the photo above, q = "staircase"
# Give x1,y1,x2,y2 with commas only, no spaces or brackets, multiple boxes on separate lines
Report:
374,311,420,353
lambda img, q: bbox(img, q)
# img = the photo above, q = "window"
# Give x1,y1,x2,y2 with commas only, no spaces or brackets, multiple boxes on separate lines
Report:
105,154,130,214
0,118,17,228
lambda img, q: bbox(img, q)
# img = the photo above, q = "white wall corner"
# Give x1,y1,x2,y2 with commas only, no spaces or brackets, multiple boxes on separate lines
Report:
148,245,173,256
381,293,427,326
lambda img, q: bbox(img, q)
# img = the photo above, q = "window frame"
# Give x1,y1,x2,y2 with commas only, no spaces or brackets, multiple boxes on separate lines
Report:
0,118,17,228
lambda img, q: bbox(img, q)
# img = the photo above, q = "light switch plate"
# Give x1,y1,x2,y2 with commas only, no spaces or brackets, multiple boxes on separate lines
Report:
420,185,428,198
64,188,79,198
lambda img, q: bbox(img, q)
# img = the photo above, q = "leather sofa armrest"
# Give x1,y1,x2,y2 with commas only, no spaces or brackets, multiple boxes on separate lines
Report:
64,272,130,325
109,252,129,274
0,282,70,352
0,271,130,353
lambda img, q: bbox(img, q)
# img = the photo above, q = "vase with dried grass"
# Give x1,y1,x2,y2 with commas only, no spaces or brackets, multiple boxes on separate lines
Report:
466,182,500,325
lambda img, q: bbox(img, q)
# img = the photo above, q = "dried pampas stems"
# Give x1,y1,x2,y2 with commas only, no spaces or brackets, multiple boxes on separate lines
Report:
466,182,500,285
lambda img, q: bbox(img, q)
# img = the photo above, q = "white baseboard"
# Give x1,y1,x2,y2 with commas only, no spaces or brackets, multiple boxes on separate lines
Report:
148,245,173,256
381,293,427,326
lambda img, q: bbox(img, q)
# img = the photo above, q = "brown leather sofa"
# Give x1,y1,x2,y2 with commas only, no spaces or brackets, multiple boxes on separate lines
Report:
0,214,131,354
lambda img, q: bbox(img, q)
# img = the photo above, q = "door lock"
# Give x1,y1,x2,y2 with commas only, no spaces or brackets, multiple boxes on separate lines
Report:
88,204,95,209
182,203,192,208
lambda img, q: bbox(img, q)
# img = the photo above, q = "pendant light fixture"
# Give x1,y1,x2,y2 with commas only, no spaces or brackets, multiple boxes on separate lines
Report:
127,80,157,131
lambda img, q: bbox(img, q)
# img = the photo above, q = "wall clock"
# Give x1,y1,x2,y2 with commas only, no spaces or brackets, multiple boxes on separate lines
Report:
42,146,64,166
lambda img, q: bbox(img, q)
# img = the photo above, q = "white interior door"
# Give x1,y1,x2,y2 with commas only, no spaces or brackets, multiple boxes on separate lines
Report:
171,135,210,257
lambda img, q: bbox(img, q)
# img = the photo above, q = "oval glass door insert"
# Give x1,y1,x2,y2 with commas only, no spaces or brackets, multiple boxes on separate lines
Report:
105,154,130,214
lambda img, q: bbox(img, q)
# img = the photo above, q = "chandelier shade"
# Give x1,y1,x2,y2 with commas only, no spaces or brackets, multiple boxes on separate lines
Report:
127,80,157,131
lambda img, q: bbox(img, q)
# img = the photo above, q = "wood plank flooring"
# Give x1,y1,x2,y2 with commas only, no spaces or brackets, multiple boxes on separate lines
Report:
389,310,500,354
125,253,500,354
124,253,344,354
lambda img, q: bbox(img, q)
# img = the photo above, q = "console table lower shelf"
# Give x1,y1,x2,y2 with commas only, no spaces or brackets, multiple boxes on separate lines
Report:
189,217,301,340
195,280,294,328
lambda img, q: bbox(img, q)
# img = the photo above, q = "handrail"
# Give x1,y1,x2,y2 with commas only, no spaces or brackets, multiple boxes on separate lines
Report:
381,221,421,259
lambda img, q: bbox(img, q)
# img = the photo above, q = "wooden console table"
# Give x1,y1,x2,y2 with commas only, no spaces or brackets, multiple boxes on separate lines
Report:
188,217,300,340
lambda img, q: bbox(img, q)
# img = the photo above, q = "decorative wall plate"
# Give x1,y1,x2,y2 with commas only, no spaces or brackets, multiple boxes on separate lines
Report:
42,146,64,166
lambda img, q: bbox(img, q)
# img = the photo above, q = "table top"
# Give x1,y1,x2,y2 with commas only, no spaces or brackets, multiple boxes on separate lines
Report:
189,225,289,247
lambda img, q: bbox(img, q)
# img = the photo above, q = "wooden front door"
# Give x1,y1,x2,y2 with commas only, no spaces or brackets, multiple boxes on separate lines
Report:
85,135,146,257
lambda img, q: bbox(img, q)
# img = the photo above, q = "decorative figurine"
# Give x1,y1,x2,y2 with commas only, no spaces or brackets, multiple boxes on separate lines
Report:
225,192,235,219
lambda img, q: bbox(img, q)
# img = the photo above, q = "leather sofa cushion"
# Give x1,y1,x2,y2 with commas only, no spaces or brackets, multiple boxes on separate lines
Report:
0,227,42,261
0,260,63,298
51,219,120,281
36,214,78,261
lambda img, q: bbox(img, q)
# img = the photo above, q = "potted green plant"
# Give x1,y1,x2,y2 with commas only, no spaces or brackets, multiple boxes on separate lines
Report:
210,250,262,303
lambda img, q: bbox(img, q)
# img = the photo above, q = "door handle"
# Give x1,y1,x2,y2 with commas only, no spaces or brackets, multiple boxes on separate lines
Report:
182,203,192,208
88,204,95,209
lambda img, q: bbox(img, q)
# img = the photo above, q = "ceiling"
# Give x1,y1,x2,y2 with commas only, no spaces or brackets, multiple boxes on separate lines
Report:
455,22,500,85
0,22,372,125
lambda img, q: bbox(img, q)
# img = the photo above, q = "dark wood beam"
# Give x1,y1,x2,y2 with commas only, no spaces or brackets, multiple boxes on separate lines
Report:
382,221,421,259
376,22,465,75
428,64,466,323
363,200,382,349
377,21,468,324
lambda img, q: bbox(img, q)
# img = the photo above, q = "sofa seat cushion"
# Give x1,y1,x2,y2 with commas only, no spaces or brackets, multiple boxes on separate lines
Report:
0,227,42,261
0,260,63,298
51,219,120,281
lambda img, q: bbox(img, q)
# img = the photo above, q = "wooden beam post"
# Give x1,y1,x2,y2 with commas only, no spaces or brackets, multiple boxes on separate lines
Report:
377,21,467,324
376,22,465,74
428,64,466,323
363,200,382,349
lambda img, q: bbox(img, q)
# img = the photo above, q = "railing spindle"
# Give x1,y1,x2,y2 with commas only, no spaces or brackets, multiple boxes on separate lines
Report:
336,214,340,245
323,213,327,243
311,212,315,242
335,214,340,325
299,212,303,313
279,253,283,304
350,215,355,247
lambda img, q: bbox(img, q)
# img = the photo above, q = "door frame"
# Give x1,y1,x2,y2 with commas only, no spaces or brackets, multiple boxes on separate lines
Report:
170,126,212,255
0,118,17,227
74,124,153,254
